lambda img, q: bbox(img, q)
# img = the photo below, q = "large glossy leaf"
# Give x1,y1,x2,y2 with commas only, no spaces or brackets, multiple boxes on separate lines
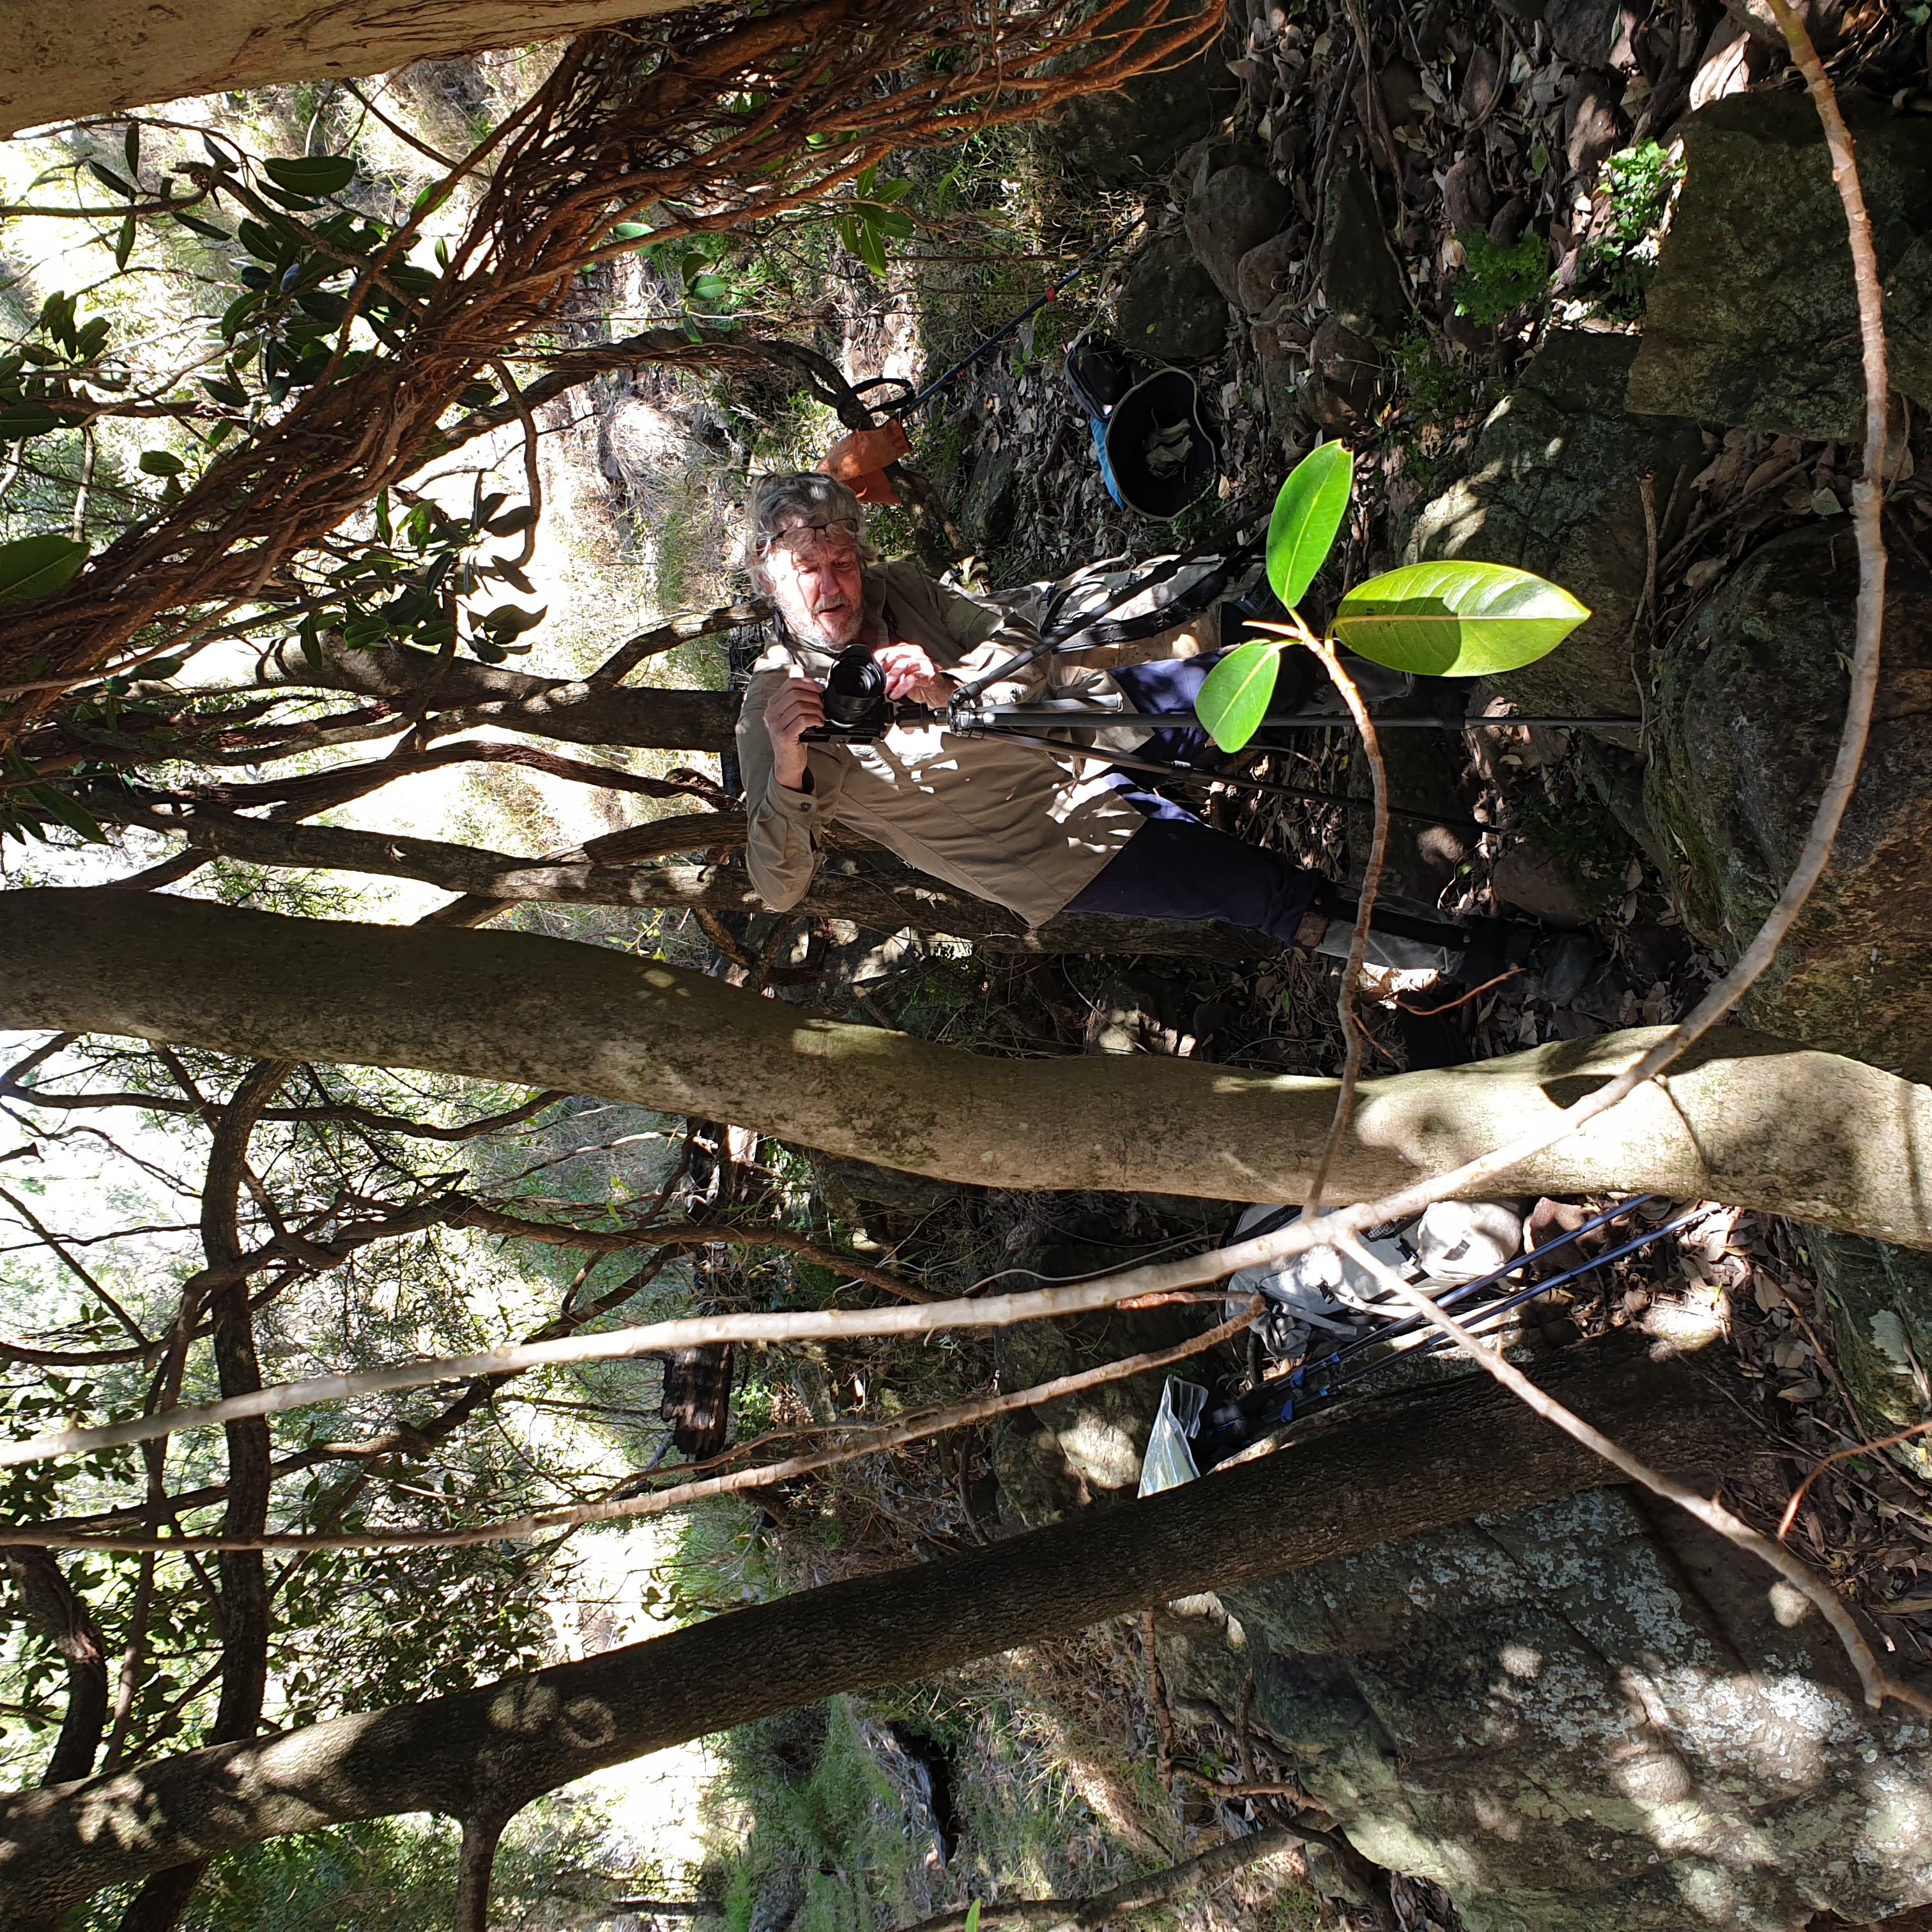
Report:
1330,560,1590,675
0,534,89,607
1266,440,1354,609
1195,637,1285,753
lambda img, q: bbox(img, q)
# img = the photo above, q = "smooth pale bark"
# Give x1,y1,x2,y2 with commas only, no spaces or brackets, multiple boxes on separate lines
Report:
3,1,694,136
0,1344,1749,1923
6,889,1932,1245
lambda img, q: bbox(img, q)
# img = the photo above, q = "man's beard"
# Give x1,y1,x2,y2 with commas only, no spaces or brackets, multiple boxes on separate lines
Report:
773,575,864,649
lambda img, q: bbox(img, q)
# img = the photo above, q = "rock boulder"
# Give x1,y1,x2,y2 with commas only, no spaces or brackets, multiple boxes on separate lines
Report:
1117,231,1230,363
1319,163,1409,336
1158,1483,1932,1932
1627,93,1932,438
1643,523,1932,1082
1806,1231,1932,1480
1543,0,1621,66
1406,330,1705,717
1035,5,1236,185
1184,160,1291,306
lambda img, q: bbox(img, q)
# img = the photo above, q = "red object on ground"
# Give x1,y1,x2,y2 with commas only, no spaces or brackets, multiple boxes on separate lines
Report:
822,418,910,505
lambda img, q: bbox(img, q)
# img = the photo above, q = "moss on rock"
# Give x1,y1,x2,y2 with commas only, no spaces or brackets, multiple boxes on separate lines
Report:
1644,523,1932,1080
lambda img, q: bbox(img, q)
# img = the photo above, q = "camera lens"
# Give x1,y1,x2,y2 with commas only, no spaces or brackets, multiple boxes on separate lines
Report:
822,645,889,733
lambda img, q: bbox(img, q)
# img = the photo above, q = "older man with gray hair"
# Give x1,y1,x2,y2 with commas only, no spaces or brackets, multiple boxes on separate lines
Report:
737,473,1583,999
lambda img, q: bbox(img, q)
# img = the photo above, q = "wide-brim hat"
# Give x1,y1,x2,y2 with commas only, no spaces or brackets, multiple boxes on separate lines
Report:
1102,369,1222,520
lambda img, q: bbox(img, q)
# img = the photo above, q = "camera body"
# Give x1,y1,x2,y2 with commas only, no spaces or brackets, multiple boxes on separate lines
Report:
799,642,893,742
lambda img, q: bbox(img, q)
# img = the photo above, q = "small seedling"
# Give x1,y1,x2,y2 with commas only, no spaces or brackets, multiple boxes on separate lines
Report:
1194,442,1590,752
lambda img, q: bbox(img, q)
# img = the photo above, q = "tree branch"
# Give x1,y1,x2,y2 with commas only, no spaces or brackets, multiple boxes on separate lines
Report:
0,1302,1261,1553
0,1552,109,1786
0,1340,1750,1924
6,890,1930,1241
894,1824,1311,1932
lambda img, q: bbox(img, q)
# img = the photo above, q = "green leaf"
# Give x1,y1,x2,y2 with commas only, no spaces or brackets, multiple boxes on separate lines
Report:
169,209,231,241
236,218,284,263
0,534,89,606
123,123,141,181
484,505,538,537
86,161,135,201
0,402,61,440
263,155,356,197
1195,637,1285,753
201,376,250,408
857,220,889,277
113,210,135,271
219,290,263,341
611,222,650,243
138,450,185,476
24,784,105,843
257,182,325,214
964,1902,981,1932
1330,561,1591,676
1266,440,1354,608
480,601,547,637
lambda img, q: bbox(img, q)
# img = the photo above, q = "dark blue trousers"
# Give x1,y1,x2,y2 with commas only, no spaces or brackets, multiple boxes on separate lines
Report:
1065,656,1474,960
1063,656,1322,946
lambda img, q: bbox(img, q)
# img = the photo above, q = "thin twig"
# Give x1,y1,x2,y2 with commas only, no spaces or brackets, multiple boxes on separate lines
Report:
1305,638,1388,1215
1777,1418,1932,1538
893,1825,1308,1932
1144,1609,1177,1791
337,79,463,169
1330,1228,1931,1716
0,1183,153,1349
0,1301,1260,1551
1398,967,1520,1018
487,358,542,572
1234,1667,1257,1784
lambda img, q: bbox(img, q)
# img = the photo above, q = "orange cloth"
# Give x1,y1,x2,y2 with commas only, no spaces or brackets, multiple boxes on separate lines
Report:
822,420,910,505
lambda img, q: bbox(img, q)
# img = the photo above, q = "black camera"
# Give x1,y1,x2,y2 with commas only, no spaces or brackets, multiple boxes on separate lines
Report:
800,643,892,742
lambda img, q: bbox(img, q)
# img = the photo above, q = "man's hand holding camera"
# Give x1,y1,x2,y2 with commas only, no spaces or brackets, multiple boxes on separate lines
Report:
765,671,825,792
872,642,953,707
764,643,954,792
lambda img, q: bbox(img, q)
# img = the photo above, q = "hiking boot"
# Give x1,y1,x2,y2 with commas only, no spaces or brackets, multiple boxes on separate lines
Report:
1518,931,1598,1008
1456,920,1598,1006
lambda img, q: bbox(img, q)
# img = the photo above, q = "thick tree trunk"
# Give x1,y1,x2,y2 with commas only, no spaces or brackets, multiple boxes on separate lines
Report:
0,1554,108,1788
2,1,698,137
5,888,1931,1246
116,1061,293,1932
0,1343,1751,1923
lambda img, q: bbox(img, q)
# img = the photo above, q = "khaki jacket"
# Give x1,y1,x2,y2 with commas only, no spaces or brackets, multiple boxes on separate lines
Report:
738,562,1151,930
